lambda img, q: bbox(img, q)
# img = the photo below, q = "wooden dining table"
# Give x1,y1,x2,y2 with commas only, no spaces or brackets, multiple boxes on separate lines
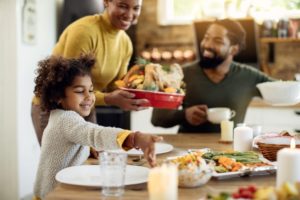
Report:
45,133,276,200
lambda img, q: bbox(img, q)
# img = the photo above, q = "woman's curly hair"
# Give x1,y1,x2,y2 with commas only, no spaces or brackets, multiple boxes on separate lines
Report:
34,54,96,112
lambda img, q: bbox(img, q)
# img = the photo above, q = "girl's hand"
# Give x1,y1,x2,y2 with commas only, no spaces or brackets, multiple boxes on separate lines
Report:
89,147,99,159
133,132,163,167
104,90,149,111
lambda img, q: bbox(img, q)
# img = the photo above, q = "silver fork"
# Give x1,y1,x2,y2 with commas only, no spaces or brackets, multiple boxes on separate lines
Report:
128,155,146,166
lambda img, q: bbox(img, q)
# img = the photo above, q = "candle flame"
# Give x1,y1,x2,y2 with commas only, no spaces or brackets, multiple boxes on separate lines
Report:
290,138,296,149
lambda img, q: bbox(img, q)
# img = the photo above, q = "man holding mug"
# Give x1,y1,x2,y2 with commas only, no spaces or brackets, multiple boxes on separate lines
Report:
151,19,274,133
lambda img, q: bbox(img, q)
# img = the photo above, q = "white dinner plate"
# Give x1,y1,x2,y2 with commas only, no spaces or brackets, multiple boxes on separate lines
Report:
112,142,174,156
55,165,149,187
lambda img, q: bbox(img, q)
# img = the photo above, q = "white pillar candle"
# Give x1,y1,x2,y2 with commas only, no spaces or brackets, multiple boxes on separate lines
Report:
221,120,234,141
148,164,178,200
233,126,253,152
276,138,300,188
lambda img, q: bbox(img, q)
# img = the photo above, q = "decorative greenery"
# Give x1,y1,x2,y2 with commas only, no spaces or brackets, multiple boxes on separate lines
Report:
134,57,172,72
135,57,150,65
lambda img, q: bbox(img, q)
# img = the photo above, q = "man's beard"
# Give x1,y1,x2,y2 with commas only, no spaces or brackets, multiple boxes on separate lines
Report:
199,48,226,69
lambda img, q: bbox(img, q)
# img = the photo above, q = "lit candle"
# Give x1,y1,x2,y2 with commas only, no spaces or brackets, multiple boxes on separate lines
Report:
221,120,234,141
276,138,300,188
291,138,296,148
148,164,178,200
233,126,253,152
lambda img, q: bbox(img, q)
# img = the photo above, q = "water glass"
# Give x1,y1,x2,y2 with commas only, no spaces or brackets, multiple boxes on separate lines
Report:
249,124,262,137
99,151,127,197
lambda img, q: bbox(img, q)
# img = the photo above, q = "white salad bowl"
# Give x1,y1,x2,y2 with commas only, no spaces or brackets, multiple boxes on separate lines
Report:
167,153,213,188
178,162,212,188
256,81,300,106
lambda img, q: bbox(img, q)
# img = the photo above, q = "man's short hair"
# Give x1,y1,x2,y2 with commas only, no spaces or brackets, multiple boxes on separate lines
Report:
213,19,246,51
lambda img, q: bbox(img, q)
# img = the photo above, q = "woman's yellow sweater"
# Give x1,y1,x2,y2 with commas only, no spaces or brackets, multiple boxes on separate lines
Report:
33,10,133,105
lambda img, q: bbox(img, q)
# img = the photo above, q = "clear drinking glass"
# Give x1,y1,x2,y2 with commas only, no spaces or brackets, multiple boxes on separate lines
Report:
99,151,128,197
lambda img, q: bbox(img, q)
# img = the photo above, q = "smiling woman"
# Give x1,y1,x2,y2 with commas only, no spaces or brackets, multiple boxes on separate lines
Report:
31,0,147,146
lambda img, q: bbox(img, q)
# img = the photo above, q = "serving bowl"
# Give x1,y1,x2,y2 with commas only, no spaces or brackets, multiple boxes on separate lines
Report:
177,162,212,188
167,152,212,188
256,81,300,106
120,87,184,109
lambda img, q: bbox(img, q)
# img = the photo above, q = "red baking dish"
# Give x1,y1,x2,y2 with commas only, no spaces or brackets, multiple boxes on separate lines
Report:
120,87,184,109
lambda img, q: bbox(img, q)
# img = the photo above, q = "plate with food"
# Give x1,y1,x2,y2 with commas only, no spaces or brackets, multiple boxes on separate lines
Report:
115,60,185,109
201,151,276,179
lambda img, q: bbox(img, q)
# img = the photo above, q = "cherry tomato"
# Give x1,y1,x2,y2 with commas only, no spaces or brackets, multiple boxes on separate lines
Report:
247,185,257,193
232,193,241,199
240,190,254,199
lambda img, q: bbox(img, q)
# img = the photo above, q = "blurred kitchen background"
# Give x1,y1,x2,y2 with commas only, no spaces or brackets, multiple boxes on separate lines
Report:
1,0,300,199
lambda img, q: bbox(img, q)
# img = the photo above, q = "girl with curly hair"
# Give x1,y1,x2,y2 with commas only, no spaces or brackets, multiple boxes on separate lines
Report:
33,54,161,199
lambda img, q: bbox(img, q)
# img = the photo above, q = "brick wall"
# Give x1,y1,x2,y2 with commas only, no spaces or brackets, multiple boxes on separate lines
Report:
135,0,195,57
135,0,300,80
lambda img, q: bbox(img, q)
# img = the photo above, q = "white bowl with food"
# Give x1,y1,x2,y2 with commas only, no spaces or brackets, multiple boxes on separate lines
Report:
256,81,300,106
168,152,212,188
178,163,212,188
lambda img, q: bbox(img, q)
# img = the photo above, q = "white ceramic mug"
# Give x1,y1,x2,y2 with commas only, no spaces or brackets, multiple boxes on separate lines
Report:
207,107,236,124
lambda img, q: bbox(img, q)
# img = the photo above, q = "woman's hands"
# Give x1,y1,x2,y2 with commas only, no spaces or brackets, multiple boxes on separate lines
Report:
185,105,208,126
133,132,163,167
104,90,149,111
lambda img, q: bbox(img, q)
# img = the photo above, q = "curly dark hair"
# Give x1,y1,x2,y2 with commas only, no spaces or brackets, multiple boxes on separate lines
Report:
34,54,96,112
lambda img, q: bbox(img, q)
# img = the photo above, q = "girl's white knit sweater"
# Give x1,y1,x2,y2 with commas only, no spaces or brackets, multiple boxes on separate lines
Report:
34,109,125,199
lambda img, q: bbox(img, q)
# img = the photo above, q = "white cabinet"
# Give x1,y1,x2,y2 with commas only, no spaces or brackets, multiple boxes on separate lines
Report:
244,107,300,134
130,108,179,134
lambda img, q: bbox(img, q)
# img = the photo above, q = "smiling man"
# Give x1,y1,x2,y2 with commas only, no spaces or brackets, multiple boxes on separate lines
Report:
151,19,275,133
